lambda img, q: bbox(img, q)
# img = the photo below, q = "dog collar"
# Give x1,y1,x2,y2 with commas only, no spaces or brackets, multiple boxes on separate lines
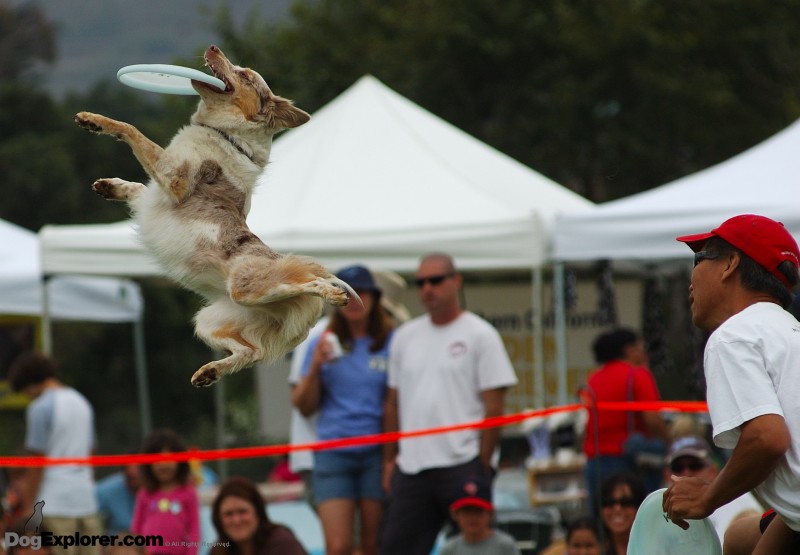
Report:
199,124,256,164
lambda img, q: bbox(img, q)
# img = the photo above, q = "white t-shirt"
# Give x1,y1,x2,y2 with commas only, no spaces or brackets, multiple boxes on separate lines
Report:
25,386,97,516
286,317,327,474
388,312,518,474
705,302,800,530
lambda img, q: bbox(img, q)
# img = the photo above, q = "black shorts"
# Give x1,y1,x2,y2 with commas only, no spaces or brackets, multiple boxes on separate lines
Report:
759,510,800,548
380,457,490,555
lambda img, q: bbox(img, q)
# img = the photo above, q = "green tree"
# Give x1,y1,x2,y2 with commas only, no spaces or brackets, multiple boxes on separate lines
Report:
0,2,55,83
211,0,800,202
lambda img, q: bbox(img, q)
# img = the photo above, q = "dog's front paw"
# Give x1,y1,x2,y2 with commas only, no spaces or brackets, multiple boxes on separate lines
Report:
92,178,121,199
191,365,220,388
74,111,107,133
92,178,146,202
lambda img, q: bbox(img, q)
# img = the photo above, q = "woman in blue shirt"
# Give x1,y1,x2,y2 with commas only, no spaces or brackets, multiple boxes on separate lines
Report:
292,265,394,555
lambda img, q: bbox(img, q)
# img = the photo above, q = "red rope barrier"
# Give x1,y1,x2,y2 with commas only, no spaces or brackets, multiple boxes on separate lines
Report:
0,400,707,468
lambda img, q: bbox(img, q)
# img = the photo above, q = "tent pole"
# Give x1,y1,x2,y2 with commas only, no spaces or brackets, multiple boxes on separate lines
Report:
41,276,53,355
554,262,568,406
133,319,152,439
215,369,228,480
532,265,544,408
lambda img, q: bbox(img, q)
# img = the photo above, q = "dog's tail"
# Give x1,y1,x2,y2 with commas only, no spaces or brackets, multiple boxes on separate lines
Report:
330,275,364,308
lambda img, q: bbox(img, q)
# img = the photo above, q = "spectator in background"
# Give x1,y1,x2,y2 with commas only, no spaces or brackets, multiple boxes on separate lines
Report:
540,515,604,555
210,476,306,555
380,253,518,555
286,269,409,512
96,465,140,536
2,465,29,535
599,472,646,555
565,516,604,555
438,476,520,555
582,329,668,513
293,265,394,555
8,352,102,555
130,429,199,555
662,435,762,544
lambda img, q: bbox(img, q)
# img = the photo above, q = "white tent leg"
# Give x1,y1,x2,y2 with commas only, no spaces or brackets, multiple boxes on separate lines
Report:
554,262,568,406
533,265,544,408
133,319,152,438
215,372,228,480
41,276,53,354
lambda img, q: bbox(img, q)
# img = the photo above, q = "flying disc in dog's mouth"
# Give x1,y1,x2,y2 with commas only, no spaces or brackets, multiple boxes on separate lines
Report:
117,64,226,95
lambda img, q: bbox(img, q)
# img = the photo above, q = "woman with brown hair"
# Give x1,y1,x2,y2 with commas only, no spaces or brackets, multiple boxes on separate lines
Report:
210,476,306,555
292,265,394,555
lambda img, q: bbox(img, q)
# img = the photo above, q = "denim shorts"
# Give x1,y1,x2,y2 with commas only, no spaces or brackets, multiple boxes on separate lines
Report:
312,446,385,503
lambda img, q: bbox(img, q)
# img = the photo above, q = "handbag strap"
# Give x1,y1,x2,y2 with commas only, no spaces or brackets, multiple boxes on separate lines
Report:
626,366,636,434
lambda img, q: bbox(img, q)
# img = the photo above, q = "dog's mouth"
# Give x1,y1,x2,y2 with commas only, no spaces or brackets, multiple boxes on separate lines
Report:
207,62,233,93
193,65,231,94
193,45,234,94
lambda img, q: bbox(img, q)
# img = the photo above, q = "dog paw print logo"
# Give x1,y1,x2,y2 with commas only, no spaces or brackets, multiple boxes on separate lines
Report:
25,500,45,534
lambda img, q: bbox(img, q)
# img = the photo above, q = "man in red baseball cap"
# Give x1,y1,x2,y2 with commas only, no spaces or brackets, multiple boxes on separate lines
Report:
663,214,800,554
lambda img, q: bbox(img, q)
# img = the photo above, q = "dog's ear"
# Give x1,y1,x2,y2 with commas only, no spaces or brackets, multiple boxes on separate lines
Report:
263,97,310,129
272,98,311,129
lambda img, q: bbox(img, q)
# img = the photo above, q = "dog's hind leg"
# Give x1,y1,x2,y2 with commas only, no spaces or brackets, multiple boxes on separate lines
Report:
227,255,357,308
74,112,189,203
92,178,146,202
191,302,262,387
232,276,352,307
190,341,260,387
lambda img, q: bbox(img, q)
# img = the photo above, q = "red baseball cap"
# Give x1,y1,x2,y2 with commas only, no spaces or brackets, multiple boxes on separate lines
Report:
449,478,493,512
450,496,493,512
676,214,800,290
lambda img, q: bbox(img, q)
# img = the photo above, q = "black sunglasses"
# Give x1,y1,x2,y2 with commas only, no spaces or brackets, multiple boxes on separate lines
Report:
601,496,638,509
414,273,454,288
670,459,706,473
694,250,721,267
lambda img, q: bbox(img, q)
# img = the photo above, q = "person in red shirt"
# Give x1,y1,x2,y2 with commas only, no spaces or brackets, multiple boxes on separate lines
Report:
582,328,668,514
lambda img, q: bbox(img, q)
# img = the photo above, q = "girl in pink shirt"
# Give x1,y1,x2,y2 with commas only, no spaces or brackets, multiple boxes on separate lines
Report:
131,429,200,555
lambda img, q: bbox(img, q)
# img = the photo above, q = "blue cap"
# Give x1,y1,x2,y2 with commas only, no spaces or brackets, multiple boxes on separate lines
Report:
336,265,380,292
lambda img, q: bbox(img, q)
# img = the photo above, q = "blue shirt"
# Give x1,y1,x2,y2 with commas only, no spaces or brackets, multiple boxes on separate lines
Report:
95,472,136,535
301,333,391,443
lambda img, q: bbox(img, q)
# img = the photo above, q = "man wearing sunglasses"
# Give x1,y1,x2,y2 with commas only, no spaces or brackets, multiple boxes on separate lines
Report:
663,435,763,544
380,252,518,555
663,214,800,554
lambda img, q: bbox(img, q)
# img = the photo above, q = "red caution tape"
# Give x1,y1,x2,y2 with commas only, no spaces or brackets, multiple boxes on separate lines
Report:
0,400,707,468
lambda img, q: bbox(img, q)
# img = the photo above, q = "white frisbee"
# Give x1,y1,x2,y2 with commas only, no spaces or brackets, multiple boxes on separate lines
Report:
628,488,722,555
117,64,225,95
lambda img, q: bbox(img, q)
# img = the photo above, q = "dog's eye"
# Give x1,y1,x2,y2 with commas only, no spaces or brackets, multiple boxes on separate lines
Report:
236,70,256,86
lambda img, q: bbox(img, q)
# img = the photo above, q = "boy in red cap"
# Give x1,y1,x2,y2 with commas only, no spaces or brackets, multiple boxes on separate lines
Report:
663,214,800,554
438,478,520,555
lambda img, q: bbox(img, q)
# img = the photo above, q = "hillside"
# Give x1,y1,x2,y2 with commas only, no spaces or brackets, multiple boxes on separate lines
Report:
7,0,293,97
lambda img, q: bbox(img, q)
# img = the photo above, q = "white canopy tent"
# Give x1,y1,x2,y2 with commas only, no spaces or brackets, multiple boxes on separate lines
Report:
549,118,800,403
39,75,593,407
553,118,800,262
1,218,142,321
1,218,150,433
